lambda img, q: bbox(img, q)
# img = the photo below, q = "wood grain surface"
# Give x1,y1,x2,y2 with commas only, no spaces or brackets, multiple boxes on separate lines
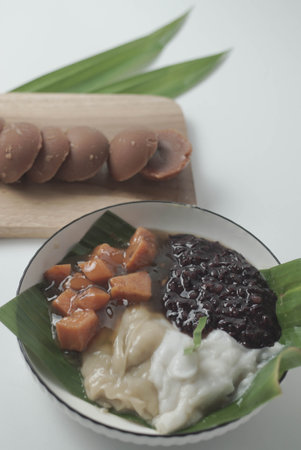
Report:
0,93,196,237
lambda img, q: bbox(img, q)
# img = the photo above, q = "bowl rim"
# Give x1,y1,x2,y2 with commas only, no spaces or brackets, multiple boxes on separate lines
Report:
16,200,280,440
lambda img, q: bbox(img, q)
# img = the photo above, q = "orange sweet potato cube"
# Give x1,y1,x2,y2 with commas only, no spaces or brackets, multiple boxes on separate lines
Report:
64,272,92,290
92,243,124,266
78,258,114,284
110,271,152,303
125,227,157,272
74,286,110,311
52,289,76,316
44,264,71,285
56,309,99,352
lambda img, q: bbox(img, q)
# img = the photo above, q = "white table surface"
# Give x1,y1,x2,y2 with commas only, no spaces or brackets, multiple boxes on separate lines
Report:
1,1,301,449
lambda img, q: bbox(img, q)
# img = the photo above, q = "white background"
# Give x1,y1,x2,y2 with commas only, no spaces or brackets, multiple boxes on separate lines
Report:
0,0,301,449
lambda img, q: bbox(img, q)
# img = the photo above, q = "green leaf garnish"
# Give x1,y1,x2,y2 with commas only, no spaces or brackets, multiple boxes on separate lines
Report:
10,11,228,98
64,210,135,260
11,12,189,93
89,52,228,98
1,212,301,434
261,260,301,348
178,345,301,434
0,284,86,400
184,316,207,355
0,211,132,399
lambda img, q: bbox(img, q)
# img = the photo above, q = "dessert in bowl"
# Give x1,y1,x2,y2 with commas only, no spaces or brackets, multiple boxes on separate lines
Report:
12,201,300,445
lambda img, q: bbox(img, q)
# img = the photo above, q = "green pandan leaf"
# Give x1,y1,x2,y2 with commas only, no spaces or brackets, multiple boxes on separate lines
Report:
10,12,228,98
261,259,301,298
261,259,301,346
90,52,228,98
11,12,189,93
184,316,207,355
64,210,135,259
1,213,301,435
178,345,301,434
0,211,134,399
0,284,86,400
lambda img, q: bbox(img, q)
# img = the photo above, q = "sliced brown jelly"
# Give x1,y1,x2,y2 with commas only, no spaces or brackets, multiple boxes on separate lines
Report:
26,126,70,183
141,129,192,181
0,122,42,183
109,128,158,181
56,126,109,182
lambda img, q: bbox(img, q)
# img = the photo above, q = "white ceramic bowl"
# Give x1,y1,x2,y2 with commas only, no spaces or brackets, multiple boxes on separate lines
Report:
18,201,279,446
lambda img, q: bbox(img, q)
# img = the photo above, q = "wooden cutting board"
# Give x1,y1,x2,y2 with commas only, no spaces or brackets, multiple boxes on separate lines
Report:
0,93,196,238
